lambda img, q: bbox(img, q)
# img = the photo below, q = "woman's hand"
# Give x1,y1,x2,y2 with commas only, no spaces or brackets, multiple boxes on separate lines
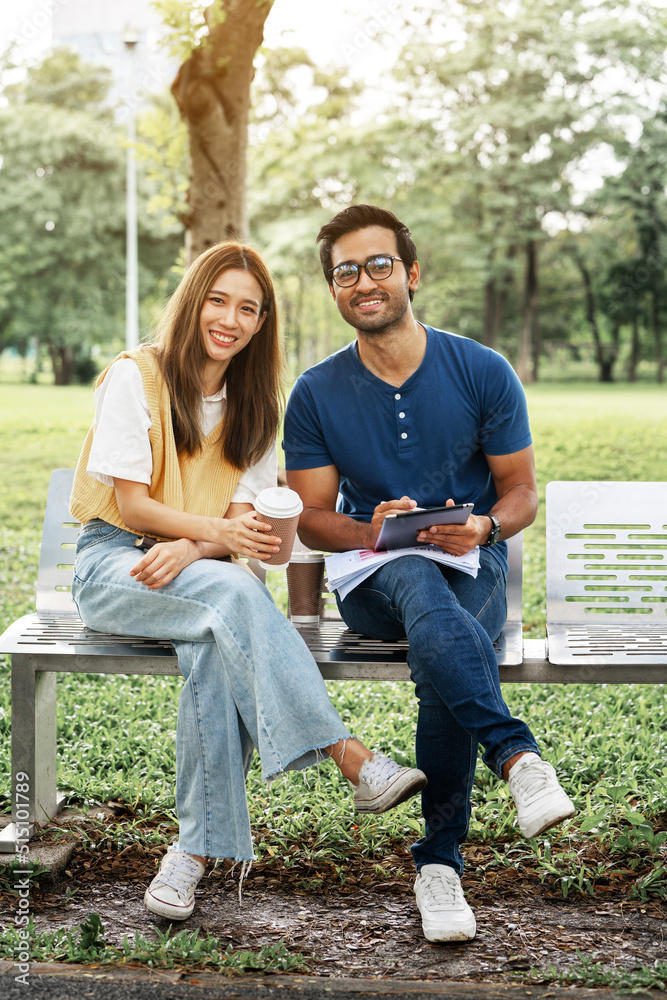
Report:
129,538,199,590
113,481,282,563
211,510,282,561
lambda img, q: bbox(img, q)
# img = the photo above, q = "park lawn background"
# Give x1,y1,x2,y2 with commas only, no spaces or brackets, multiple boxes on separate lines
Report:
0,380,666,898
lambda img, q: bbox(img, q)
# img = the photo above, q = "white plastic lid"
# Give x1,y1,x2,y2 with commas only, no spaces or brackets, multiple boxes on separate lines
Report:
254,487,303,518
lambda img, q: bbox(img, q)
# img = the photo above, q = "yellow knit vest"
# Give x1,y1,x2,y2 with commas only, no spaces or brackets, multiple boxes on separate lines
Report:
70,348,241,538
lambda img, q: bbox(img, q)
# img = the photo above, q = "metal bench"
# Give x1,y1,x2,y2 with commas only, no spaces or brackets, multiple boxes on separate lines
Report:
545,480,667,682
1,472,664,850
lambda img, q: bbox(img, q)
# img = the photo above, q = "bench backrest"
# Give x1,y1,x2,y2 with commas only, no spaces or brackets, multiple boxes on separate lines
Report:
546,480,667,623
37,469,81,613
37,469,522,623
506,531,522,626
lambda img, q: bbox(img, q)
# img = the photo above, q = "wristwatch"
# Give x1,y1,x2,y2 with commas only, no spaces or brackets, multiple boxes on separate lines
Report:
483,514,501,547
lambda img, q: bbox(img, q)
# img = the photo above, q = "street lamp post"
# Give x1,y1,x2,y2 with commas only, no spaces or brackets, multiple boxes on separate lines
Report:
124,26,140,351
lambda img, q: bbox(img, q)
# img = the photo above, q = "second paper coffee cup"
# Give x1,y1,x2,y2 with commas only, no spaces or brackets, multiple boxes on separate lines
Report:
287,552,325,623
254,487,303,568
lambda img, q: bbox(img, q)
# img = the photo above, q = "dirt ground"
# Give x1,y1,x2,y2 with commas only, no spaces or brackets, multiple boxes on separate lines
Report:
31,875,667,982
5,813,665,986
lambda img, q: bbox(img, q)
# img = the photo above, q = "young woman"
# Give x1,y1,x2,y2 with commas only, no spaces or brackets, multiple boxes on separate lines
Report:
69,242,426,921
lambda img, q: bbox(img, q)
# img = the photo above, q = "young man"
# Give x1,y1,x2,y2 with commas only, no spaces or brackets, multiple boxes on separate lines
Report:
283,204,575,943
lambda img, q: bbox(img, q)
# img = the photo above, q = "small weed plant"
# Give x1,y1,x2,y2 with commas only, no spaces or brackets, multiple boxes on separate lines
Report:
0,858,52,895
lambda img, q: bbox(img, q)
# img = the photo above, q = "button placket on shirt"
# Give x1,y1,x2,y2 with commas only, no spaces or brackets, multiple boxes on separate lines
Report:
394,391,411,452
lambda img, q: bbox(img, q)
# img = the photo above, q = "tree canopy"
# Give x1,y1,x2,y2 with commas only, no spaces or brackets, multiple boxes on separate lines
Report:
0,49,182,383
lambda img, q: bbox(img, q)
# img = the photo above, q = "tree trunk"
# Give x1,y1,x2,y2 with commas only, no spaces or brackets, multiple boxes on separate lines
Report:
598,324,620,383
575,253,617,383
483,277,496,348
516,240,538,383
652,292,664,383
171,0,273,264
483,247,514,349
48,343,74,386
483,279,508,350
293,276,304,377
627,313,640,382
531,309,541,383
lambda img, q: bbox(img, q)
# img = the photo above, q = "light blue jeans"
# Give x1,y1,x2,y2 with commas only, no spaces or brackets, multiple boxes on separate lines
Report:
72,520,351,860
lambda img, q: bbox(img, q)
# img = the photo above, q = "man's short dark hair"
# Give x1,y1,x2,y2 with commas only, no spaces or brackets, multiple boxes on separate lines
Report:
316,205,418,301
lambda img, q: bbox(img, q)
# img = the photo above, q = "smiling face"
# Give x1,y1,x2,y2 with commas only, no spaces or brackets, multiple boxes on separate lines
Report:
199,267,266,375
329,226,419,335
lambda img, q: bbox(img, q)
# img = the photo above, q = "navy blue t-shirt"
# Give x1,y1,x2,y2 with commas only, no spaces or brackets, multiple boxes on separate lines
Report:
283,326,532,569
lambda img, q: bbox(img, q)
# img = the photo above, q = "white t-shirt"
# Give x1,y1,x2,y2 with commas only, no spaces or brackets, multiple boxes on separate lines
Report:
86,358,277,505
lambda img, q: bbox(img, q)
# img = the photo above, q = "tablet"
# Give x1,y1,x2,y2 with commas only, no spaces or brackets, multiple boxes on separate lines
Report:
374,503,474,551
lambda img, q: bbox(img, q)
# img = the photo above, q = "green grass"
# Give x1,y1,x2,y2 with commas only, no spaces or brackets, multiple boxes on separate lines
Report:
0,914,307,973
0,383,93,529
1,382,667,899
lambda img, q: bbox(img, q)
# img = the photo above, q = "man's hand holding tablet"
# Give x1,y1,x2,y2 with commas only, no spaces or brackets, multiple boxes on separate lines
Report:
373,497,494,556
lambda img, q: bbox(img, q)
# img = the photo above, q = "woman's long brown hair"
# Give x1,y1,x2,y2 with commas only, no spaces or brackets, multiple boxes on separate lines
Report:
151,242,284,471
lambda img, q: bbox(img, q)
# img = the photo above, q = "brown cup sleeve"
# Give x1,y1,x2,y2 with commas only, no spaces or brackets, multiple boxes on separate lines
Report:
287,560,325,617
255,513,300,566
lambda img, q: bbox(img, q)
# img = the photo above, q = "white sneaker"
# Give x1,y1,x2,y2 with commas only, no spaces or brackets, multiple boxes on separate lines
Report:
353,752,427,814
144,850,205,920
414,864,476,942
508,753,576,839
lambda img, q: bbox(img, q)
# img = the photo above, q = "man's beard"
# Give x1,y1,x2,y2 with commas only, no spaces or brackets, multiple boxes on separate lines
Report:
343,291,410,335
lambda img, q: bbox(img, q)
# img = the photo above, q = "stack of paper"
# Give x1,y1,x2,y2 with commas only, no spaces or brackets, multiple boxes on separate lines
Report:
325,545,480,601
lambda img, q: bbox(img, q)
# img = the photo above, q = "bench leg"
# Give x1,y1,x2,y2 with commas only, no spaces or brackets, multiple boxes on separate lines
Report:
0,657,65,852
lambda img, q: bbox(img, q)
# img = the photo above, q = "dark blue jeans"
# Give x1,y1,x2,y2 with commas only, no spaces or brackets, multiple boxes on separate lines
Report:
337,551,539,874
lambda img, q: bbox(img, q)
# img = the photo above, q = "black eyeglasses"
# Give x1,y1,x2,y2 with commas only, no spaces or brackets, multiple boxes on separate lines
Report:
329,255,406,288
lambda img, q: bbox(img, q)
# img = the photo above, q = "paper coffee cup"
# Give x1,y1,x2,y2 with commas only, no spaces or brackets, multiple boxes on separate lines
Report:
254,487,303,568
287,552,325,623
